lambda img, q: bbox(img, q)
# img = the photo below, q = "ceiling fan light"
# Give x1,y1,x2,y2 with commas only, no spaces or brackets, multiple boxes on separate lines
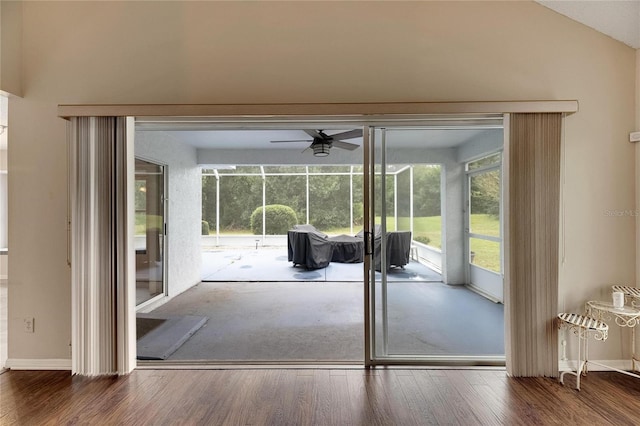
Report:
312,143,330,157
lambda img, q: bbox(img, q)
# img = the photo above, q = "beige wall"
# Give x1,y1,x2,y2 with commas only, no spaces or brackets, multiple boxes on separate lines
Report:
0,1,22,96
5,1,637,361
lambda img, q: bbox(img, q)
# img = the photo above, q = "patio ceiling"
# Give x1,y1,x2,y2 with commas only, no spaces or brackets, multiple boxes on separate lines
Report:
152,128,500,151
135,115,504,166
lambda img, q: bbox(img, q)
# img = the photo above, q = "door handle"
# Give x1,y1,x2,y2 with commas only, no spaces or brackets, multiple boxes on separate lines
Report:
364,231,373,255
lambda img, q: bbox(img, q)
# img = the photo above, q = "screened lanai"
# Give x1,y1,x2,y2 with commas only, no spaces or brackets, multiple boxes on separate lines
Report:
201,164,444,273
195,135,502,291
133,124,505,362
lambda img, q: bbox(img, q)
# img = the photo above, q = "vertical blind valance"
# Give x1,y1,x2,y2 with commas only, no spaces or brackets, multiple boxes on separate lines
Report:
505,113,562,377
70,117,134,376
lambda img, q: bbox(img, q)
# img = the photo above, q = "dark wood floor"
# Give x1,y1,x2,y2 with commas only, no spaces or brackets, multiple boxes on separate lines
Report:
2,368,640,425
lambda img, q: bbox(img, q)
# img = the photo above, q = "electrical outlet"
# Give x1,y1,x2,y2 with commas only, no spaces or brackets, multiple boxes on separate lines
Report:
23,317,34,333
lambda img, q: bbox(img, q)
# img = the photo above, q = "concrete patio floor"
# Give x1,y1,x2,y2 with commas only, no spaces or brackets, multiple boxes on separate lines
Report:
139,249,504,362
201,247,442,282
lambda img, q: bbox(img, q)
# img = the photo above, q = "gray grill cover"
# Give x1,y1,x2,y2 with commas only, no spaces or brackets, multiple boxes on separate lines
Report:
374,231,412,271
287,229,333,270
329,235,365,263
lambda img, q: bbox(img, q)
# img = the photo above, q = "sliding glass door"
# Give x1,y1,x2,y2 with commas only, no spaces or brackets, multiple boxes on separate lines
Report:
135,158,166,307
365,126,505,364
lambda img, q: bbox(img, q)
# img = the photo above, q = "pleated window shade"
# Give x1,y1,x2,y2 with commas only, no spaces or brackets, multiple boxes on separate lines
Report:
505,113,562,377
70,117,134,376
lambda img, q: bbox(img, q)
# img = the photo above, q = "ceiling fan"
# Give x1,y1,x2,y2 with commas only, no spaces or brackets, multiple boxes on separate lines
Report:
270,129,363,157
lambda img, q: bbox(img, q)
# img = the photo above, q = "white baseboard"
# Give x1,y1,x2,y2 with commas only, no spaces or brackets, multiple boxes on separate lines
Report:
6,358,72,370
559,359,632,372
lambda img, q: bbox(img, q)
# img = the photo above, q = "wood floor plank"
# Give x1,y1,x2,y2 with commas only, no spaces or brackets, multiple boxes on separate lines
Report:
164,371,232,425
395,372,439,425
264,370,298,426
309,370,336,426
137,371,201,424
240,370,280,425
442,369,506,426
380,369,428,426
557,372,640,426
292,373,316,426
329,374,355,425
412,369,472,425
46,375,135,425
218,370,274,426
4,368,640,425
507,377,597,425
359,371,405,426
345,369,377,425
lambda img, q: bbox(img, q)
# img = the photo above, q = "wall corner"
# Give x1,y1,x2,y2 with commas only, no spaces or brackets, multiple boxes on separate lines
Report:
636,49,640,286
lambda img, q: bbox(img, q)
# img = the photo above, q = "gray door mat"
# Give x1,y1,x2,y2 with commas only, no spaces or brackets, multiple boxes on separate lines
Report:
137,317,167,340
136,314,208,360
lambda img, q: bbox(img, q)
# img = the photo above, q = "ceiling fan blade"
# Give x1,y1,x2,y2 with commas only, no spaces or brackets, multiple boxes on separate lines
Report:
332,140,360,151
270,139,313,143
329,129,363,140
304,129,323,139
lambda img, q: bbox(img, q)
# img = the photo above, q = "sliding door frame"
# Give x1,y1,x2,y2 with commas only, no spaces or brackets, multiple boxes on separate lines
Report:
363,126,373,366
364,125,506,366
60,101,577,371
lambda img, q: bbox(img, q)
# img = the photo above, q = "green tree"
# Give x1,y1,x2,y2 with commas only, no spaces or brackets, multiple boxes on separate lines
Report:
413,165,441,217
265,175,306,224
201,174,217,229
222,176,263,229
470,169,500,217
309,174,352,230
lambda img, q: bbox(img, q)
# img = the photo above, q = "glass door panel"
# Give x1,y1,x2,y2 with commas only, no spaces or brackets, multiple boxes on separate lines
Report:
368,127,504,362
135,158,166,306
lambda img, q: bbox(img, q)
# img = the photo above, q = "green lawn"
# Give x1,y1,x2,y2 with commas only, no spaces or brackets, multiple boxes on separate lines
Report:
470,214,500,237
386,214,501,272
135,213,163,235
390,216,442,249
470,237,501,273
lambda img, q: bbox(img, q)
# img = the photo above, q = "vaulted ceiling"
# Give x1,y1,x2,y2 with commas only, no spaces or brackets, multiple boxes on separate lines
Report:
537,0,640,49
